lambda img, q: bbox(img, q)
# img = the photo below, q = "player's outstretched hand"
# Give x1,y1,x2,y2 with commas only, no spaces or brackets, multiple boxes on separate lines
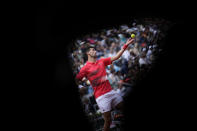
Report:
125,38,134,45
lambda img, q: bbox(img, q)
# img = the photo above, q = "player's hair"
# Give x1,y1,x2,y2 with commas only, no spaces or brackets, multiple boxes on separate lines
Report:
85,45,96,53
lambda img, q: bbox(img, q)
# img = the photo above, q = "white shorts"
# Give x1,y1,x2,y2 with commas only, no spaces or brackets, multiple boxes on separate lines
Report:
96,90,123,113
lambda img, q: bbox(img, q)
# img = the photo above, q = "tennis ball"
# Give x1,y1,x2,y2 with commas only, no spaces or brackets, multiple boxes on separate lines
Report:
131,34,135,38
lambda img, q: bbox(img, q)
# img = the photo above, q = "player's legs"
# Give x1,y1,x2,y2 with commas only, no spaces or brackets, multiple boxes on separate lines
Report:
103,111,112,131
96,91,115,131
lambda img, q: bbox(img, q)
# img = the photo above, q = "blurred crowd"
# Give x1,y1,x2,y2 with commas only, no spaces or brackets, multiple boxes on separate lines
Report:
68,18,171,117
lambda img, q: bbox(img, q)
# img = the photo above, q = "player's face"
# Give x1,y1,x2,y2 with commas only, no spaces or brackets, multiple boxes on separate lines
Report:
88,48,97,58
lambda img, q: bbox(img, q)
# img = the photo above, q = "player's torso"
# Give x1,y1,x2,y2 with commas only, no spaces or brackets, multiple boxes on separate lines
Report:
85,60,107,87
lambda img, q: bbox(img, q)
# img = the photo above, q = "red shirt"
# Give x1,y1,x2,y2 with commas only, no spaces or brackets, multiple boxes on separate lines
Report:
76,57,112,98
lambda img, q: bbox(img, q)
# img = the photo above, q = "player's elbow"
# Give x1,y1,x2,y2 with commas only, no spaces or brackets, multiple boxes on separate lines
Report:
111,56,119,62
75,77,81,84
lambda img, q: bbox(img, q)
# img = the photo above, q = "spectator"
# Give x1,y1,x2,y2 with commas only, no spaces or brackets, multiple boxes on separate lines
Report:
139,52,148,67
122,48,130,61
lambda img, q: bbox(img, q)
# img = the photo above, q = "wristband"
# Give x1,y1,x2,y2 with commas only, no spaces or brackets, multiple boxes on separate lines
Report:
122,44,128,50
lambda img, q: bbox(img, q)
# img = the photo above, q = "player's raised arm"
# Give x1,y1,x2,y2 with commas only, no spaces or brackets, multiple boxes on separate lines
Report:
111,38,134,62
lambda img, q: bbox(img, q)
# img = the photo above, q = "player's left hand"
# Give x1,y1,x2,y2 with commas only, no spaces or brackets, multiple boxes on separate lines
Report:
125,38,134,45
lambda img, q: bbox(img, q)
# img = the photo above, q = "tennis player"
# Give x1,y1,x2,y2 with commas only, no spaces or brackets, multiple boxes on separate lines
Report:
76,38,134,131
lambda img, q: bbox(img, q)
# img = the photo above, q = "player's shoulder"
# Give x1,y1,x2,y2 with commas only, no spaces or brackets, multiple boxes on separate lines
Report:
98,57,110,61
97,57,105,63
